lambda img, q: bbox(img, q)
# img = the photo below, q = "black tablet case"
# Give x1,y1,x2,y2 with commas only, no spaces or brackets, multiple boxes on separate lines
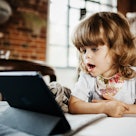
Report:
0,71,71,135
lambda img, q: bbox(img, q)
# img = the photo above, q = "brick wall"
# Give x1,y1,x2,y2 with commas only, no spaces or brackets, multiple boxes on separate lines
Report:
0,0,48,61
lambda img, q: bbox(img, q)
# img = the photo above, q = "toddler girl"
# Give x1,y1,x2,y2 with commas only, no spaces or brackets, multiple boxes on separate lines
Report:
69,12,136,117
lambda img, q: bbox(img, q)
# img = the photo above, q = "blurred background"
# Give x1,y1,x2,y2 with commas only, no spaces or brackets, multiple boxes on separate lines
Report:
0,0,135,89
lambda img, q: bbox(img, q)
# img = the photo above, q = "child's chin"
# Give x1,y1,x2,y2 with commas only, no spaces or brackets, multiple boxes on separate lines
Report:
89,72,97,77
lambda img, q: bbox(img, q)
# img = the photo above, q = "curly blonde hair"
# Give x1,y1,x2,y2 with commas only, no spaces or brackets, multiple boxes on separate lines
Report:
72,12,136,79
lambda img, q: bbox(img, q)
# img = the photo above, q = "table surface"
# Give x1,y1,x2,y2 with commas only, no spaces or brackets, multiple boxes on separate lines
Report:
65,113,136,136
0,101,136,136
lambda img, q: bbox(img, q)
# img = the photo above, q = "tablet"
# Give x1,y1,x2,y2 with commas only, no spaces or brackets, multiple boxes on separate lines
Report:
0,71,71,135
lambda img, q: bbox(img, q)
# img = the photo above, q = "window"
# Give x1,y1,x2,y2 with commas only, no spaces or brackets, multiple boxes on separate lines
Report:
47,0,117,68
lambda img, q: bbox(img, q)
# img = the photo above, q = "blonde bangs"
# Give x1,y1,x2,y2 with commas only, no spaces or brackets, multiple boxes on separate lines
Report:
72,17,105,51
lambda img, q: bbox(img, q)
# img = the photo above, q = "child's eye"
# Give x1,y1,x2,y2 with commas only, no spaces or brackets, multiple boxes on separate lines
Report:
80,48,86,54
91,48,98,52
82,49,86,54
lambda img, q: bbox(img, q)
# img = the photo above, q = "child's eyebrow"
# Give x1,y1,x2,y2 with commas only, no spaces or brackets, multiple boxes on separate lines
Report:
91,45,98,48
79,44,99,50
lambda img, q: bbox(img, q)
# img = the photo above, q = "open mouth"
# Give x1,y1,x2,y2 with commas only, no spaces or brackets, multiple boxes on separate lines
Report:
87,63,96,71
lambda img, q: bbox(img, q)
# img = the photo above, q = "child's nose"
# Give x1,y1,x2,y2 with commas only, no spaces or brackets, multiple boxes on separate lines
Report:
85,50,93,59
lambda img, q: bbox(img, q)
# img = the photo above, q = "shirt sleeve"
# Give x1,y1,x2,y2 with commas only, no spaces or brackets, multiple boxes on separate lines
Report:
71,72,95,102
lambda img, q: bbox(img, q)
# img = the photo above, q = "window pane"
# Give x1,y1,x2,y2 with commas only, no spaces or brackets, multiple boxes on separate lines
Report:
48,24,67,46
86,2,100,13
92,0,100,2
100,0,117,6
68,46,79,67
69,8,80,26
49,1,67,25
47,46,67,67
70,0,85,9
69,25,79,45
100,5,113,11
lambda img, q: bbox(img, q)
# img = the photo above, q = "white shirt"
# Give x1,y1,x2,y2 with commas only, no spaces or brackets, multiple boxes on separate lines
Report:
71,70,136,104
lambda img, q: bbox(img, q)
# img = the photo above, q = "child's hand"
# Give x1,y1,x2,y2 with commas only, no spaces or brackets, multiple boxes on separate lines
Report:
92,94,129,117
104,100,128,117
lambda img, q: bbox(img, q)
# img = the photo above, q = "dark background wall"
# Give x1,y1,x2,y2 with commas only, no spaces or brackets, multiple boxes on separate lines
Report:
117,0,136,16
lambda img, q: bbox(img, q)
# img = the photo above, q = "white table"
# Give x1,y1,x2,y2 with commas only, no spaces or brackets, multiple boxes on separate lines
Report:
65,113,136,136
0,101,136,136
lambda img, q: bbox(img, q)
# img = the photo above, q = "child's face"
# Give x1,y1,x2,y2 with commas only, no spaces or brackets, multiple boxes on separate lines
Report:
81,45,114,78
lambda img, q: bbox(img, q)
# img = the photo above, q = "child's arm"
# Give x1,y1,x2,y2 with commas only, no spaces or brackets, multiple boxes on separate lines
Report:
124,104,136,114
97,94,136,114
68,95,128,117
69,95,105,114
92,94,136,115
